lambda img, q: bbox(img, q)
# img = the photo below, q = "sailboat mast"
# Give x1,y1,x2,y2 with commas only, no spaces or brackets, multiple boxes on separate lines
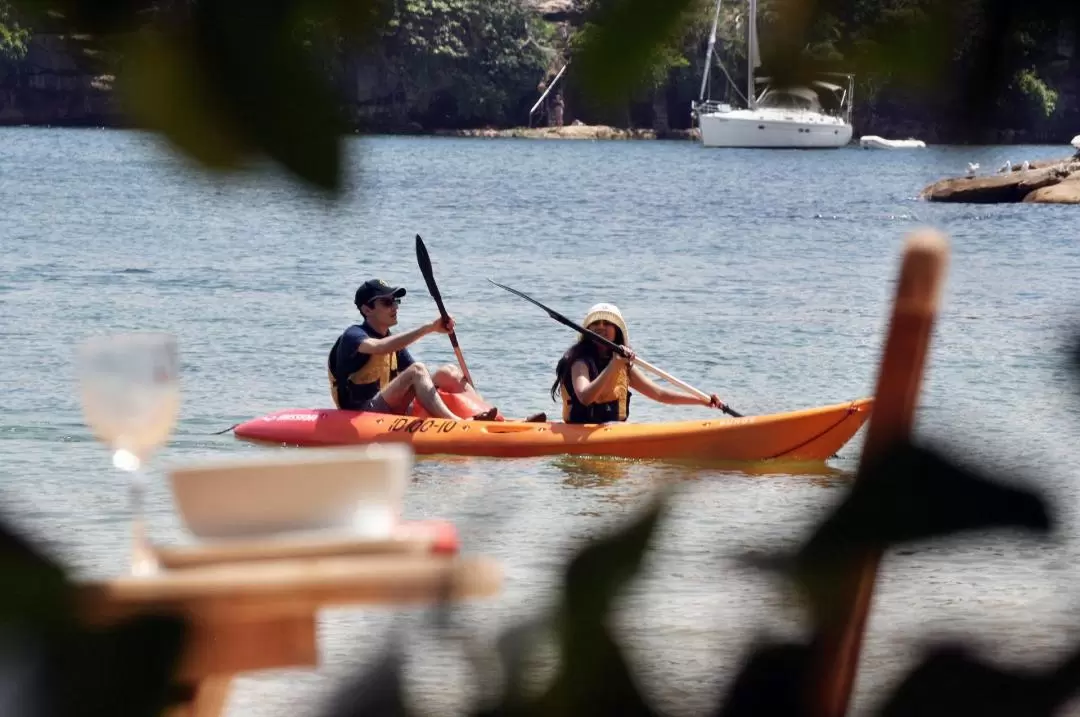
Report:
698,0,723,102
747,0,757,109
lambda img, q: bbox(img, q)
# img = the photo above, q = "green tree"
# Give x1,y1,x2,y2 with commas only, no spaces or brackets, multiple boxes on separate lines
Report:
0,0,29,58
569,0,712,132
374,0,549,128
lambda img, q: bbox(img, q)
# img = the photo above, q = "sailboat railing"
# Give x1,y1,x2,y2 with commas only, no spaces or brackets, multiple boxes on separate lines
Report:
692,99,733,117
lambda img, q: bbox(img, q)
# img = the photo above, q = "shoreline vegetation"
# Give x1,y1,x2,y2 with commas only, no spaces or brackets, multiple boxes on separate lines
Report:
2,0,1078,147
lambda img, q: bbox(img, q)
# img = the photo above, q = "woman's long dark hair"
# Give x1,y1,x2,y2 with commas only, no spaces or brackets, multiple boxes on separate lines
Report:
549,326,625,402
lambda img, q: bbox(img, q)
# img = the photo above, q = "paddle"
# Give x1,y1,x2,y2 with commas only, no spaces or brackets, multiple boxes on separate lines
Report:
487,279,744,417
416,234,475,386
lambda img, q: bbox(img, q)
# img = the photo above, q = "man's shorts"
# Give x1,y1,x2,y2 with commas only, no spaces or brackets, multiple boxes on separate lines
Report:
358,393,394,414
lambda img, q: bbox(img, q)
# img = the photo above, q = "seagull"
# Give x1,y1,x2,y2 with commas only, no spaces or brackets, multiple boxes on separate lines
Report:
1071,134,1080,150
998,160,1013,173
966,162,979,178
1021,160,1031,172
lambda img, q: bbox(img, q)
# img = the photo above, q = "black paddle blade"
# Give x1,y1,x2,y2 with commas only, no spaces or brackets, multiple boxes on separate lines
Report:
486,279,561,321
415,234,446,314
487,279,624,355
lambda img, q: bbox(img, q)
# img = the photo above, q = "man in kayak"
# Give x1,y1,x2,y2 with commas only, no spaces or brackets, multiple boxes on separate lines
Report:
328,278,499,420
550,302,726,423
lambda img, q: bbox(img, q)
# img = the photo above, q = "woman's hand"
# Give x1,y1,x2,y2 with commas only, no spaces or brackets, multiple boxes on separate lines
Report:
707,393,724,409
614,345,636,366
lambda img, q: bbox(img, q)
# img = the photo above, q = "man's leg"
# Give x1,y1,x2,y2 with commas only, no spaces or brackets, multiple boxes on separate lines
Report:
431,364,501,420
432,365,480,396
431,364,547,422
376,363,462,420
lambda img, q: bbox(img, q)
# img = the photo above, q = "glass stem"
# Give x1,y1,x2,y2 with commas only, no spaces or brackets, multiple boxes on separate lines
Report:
126,458,157,576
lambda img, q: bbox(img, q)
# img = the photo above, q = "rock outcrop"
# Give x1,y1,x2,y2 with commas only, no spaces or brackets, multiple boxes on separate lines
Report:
920,154,1080,204
1022,176,1080,204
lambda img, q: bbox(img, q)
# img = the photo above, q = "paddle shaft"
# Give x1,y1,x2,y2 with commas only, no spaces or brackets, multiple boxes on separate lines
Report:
634,356,721,405
488,279,742,417
416,235,474,386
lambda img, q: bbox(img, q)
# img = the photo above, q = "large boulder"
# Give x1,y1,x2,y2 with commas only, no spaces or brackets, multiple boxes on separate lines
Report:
1022,176,1080,204
920,160,1078,203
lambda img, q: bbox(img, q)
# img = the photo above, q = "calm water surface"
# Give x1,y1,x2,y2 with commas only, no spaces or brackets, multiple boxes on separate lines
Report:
2,128,1079,715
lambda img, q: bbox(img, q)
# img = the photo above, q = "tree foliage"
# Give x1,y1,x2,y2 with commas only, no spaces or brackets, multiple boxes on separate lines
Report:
0,0,29,57
373,0,550,128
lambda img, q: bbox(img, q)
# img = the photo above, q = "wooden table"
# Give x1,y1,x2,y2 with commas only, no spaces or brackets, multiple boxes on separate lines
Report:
78,552,503,717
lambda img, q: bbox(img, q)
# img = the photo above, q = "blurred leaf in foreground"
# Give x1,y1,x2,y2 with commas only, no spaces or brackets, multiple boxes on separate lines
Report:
52,613,188,717
0,513,72,631
526,495,667,717
712,639,814,717
570,0,701,108
119,25,253,173
15,0,365,194
0,507,187,717
317,637,414,717
740,441,1053,623
876,641,1080,717
141,0,348,193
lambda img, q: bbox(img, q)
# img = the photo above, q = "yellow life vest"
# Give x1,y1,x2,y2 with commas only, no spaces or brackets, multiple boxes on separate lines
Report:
561,359,629,423
328,350,398,408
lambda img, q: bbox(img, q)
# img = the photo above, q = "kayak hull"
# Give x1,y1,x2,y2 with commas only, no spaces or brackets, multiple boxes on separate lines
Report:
232,398,874,462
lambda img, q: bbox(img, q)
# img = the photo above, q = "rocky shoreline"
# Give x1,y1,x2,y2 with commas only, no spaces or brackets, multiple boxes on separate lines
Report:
920,152,1080,204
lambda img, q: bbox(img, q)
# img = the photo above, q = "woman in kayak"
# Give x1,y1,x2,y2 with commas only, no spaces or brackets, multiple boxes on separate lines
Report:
550,303,725,424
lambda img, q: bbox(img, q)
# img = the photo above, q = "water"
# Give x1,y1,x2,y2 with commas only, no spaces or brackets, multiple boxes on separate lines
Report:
2,128,1080,715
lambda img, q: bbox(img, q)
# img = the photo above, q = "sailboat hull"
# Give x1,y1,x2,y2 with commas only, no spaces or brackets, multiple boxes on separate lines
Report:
699,109,853,149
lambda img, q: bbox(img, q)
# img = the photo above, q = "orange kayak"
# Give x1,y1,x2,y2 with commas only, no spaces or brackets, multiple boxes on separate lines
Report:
232,397,873,462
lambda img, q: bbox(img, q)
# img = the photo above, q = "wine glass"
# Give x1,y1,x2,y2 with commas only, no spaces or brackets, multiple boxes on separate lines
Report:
77,332,181,576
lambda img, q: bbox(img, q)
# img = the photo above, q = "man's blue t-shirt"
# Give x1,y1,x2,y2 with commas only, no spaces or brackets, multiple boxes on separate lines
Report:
328,322,416,409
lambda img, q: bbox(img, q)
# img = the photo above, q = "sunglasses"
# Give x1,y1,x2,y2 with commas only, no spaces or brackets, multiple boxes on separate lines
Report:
368,297,401,308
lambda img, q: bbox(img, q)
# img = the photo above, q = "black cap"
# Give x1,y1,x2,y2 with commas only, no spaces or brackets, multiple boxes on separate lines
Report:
355,279,406,309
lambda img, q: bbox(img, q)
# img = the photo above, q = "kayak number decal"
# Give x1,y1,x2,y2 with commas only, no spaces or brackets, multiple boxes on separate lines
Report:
388,418,458,434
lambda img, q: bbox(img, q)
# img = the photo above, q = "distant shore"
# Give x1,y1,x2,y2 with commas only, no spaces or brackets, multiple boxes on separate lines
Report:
431,124,700,141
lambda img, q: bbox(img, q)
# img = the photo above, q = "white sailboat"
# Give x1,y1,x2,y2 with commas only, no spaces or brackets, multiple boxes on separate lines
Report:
690,0,854,149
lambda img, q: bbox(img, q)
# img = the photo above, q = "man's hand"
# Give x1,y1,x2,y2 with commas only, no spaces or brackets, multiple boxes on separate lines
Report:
430,315,454,334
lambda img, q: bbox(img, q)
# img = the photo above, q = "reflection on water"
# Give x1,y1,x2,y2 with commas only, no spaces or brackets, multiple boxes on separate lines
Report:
551,455,635,488
551,453,851,490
